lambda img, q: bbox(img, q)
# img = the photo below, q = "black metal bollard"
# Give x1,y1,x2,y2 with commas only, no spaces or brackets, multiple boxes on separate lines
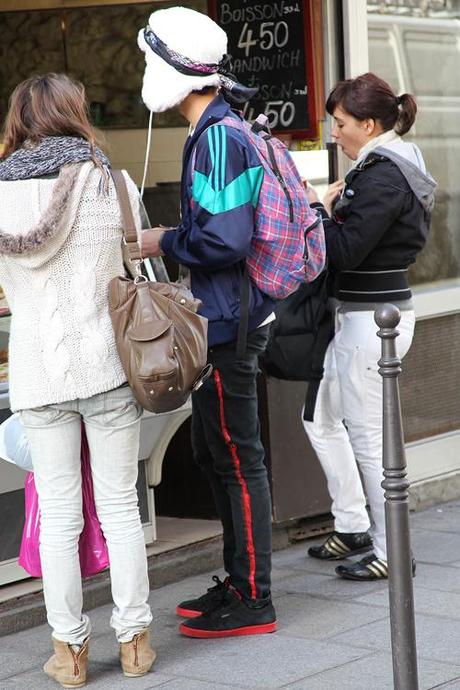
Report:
375,304,419,690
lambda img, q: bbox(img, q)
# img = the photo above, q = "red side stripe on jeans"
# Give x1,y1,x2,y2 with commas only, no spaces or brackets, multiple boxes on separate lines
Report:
213,369,257,600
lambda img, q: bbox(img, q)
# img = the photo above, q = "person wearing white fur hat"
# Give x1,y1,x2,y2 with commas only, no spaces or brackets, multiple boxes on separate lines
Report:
139,6,277,639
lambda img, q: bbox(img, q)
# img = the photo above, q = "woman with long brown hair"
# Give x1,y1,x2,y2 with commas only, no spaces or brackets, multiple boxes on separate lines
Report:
303,73,436,581
0,73,155,686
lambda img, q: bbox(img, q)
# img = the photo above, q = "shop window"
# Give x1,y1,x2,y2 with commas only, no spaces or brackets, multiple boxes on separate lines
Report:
368,4,460,286
405,30,460,97
0,0,206,130
367,27,400,87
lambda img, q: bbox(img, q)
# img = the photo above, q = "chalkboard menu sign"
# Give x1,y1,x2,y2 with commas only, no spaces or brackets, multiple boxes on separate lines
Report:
208,0,318,138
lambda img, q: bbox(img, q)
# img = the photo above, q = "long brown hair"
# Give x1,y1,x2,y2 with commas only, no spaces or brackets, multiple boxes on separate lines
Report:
326,72,417,136
1,73,105,171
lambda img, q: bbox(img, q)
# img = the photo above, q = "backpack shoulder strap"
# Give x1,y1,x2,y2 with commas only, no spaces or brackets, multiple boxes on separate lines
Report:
302,273,335,421
302,313,335,421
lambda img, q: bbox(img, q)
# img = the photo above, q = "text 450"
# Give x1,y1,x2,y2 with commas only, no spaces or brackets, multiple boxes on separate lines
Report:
243,100,295,129
238,21,289,57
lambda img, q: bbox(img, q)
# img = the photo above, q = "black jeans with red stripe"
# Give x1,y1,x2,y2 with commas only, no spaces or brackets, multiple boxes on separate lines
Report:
191,325,272,602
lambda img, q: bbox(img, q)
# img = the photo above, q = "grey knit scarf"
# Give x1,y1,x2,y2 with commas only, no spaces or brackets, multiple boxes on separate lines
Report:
0,136,110,181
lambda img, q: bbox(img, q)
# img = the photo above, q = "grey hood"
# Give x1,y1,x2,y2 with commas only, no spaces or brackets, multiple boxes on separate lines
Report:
374,141,436,214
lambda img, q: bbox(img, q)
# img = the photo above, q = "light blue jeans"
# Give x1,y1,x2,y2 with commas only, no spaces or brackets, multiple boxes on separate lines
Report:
20,385,152,644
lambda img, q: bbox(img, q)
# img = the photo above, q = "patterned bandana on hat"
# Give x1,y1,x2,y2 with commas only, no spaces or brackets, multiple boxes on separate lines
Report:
138,6,258,112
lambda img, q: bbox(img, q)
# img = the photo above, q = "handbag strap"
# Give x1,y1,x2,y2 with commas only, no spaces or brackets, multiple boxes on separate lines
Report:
111,170,142,262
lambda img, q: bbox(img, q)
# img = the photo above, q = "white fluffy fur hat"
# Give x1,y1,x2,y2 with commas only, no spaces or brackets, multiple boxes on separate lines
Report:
138,6,228,113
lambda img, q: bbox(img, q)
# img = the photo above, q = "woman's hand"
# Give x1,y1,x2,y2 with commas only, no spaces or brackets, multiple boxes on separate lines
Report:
302,180,320,205
323,180,345,216
141,228,166,258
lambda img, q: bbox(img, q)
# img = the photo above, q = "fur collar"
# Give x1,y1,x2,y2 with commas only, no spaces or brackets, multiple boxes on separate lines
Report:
0,164,81,255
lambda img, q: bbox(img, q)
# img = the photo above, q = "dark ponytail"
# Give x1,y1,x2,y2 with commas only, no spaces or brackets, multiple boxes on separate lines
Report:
395,93,417,136
326,72,417,136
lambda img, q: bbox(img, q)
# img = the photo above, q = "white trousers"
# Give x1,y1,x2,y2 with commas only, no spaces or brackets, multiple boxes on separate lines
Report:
303,309,415,560
20,385,153,645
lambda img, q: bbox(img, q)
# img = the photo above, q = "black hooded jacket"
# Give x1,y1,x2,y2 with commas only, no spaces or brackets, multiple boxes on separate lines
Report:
313,147,436,302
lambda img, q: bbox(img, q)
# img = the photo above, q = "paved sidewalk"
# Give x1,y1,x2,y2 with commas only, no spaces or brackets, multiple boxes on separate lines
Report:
3,499,460,689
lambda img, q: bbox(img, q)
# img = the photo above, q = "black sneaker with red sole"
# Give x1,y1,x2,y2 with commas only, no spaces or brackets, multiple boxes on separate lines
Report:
179,588,277,638
176,576,233,618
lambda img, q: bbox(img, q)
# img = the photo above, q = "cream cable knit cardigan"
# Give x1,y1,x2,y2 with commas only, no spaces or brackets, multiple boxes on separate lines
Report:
0,162,141,411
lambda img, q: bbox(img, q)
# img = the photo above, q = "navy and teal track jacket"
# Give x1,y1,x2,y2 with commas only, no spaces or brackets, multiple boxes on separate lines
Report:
160,95,274,347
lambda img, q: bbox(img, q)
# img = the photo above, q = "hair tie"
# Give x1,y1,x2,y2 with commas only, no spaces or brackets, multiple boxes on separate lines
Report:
396,95,403,106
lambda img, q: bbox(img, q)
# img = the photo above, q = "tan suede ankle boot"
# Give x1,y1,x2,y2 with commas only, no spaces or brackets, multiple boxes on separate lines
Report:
119,629,156,677
43,636,89,688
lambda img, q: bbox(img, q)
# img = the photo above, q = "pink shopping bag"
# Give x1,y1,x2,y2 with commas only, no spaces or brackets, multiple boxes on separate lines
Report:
18,425,109,578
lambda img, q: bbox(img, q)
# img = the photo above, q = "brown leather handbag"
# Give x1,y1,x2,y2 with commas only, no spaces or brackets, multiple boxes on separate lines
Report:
108,170,212,414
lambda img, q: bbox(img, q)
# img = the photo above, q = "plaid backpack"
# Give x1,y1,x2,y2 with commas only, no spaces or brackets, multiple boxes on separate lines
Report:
217,113,326,300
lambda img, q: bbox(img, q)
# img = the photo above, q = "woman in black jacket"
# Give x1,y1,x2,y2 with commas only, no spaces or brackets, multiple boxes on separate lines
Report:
304,73,435,580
